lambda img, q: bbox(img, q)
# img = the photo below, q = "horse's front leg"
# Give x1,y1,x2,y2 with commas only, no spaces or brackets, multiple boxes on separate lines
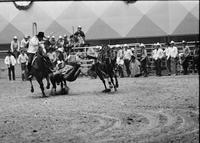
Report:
46,75,50,89
37,79,47,97
96,71,110,93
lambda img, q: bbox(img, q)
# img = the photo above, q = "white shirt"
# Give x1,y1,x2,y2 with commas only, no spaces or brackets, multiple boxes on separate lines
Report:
152,49,158,60
17,53,28,64
157,48,164,59
27,36,39,54
124,49,133,60
10,40,20,52
4,55,16,67
170,46,178,58
164,47,172,59
20,39,29,49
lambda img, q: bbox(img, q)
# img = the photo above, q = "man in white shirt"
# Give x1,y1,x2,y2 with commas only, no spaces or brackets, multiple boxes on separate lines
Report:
27,32,46,78
156,43,164,76
18,49,29,81
10,36,20,58
116,45,124,78
140,43,148,77
20,35,29,52
164,42,172,75
4,50,16,81
170,41,178,75
123,44,133,77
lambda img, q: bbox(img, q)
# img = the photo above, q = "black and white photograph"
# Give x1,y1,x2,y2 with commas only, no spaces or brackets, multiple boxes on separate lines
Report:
0,0,199,143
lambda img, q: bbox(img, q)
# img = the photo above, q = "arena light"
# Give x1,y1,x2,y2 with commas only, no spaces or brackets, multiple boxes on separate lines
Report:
13,0,33,10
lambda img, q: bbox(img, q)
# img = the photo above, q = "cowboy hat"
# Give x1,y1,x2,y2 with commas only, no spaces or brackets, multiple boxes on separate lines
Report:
170,41,175,44
37,32,45,38
156,42,161,47
140,43,145,47
182,40,187,44
13,36,17,39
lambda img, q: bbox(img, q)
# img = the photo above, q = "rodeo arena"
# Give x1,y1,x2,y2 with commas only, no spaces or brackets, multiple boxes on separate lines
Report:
0,1,199,143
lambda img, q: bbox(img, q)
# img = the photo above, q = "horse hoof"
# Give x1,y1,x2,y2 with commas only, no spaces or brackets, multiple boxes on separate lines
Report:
42,94,48,98
46,84,50,89
51,88,56,95
102,89,111,93
31,88,34,93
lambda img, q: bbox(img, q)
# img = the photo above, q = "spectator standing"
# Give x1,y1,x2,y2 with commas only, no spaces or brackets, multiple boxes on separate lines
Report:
10,36,20,58
156,43,164,76
192,42,199,74
20,35,29,52
170,41,178,75
182,40,191,75
164,42,172,75
17,49,29,81
56,36,64,51
152,43,158,75
130,55,141,77
116,45,124,78
74,26,85,42
50,36,57,50
140,43,148,77
123,44,133,77
4,50,16,81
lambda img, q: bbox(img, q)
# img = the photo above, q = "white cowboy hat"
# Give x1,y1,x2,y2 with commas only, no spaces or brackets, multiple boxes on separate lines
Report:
170,41,175,44
156,42,161,47
51,36,55,39
13,36,17,39
140,43,145,47
131,48,135,51
59,35,63,39
124,44,128,47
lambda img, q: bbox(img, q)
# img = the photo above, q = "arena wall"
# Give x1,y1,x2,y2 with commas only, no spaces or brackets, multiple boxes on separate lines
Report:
0,1,199,45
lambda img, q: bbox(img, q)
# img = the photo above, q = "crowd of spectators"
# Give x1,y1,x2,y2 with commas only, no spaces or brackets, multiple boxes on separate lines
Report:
3,25,199,81
112,41,199,78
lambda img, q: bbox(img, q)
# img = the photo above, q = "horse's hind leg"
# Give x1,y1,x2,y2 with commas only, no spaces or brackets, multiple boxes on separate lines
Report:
29,78,34,93
114,73,119,88
49,75,56,95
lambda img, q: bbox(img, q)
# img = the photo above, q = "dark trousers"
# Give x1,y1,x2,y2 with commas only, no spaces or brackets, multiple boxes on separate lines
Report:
8,65,15,80
171,57,177,75
141,58,147,77
155,59,162,76
182,56,190,75
124,59,131,76
166,57,171,75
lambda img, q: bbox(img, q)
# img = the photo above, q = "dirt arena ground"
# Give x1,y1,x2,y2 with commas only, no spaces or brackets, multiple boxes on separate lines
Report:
0,74,199,143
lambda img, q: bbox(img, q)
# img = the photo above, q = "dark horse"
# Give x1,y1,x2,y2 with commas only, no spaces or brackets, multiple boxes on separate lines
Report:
29,54,52,97
88,45,119,92
49,62,81,95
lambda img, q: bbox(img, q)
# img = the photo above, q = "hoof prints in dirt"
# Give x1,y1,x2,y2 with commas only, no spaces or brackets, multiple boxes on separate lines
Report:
0,109,199,143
